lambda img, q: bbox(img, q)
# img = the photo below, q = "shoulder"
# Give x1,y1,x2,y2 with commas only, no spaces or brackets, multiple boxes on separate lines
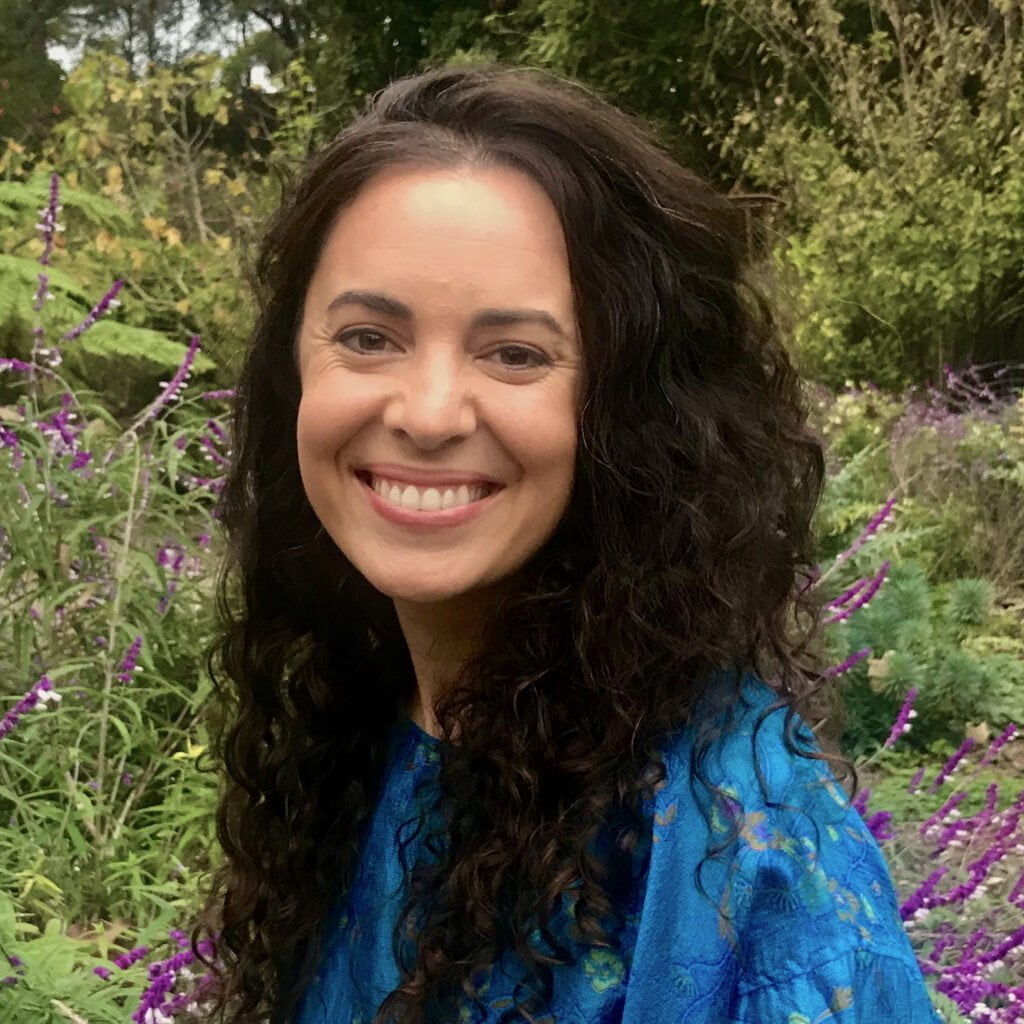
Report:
649,674,918,965
622,675,938,1022
654,674,836,819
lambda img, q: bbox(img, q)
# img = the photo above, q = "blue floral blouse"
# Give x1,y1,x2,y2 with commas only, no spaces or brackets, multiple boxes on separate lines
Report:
295,677,942,1023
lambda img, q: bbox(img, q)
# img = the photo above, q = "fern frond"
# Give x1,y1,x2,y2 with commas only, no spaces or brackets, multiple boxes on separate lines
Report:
78,321,216,375
7,174,134,230
0,254,91,324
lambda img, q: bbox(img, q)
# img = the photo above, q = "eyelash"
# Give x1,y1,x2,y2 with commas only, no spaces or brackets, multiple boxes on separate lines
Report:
334,329,552,371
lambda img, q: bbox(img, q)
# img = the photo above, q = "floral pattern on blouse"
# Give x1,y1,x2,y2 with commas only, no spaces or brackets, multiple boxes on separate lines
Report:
295,675,941,1024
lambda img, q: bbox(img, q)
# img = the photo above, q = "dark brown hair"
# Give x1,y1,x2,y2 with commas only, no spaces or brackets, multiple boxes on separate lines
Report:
192,60,848,1024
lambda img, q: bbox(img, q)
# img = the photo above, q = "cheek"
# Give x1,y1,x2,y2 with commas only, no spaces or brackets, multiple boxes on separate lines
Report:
517,412,577,498
296,386,357,463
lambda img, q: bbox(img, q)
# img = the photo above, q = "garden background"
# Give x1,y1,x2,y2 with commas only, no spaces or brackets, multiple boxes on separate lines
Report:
1,0,1023,1021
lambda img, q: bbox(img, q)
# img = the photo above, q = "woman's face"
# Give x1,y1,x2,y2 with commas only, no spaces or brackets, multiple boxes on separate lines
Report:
295,164,581,605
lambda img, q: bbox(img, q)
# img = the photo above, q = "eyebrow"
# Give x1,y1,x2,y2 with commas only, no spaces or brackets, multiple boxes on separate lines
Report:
325,289,570,339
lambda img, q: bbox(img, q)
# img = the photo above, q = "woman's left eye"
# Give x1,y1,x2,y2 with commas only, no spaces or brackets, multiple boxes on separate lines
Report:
488,345,551,371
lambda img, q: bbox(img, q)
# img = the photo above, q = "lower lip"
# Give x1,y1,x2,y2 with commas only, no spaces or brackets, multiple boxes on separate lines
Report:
356,473,503,528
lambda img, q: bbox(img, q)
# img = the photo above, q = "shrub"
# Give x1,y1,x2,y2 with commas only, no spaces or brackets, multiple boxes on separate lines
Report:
1,174,225,1022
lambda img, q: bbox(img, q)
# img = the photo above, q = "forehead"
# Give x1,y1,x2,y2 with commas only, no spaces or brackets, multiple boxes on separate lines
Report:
331,163,566,248
307,165,574,303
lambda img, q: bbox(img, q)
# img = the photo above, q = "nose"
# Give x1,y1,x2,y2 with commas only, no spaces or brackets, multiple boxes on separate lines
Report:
381,346,478,450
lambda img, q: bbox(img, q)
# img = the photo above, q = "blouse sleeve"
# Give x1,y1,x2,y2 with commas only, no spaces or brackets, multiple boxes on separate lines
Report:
620,682,943,1024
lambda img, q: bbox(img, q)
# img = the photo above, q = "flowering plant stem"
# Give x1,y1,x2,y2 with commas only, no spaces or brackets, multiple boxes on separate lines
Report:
94,437,143,849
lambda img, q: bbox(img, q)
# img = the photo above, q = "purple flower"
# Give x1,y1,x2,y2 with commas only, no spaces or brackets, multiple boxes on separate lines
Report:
852,787,871,815
0,357,46,376
900,866,949,921
864,810,896,842
0,676,62,742
117,635,144,684
131,934,217,1024
928,737,976,793
136,336,201,427
823,561,891,625
37,173,60,267
199,433,230,467
980,723,1017,766
832,496,897,568
920,790,970,837
111,944,151,973
825,575,870,610
883,687,919,748
822,647,871,680
63,279,125,343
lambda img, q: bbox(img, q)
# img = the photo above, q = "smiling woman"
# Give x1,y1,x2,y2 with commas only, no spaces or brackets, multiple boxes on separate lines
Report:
190,63,942,1024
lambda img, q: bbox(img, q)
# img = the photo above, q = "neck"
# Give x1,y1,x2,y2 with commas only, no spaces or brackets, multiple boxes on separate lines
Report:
392,583,507,739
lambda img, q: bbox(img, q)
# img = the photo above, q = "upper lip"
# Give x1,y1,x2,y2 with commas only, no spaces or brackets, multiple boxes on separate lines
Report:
356,463,504,488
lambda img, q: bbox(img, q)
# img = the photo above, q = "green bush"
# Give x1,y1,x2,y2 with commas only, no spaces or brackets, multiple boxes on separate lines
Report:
715,0,1024,389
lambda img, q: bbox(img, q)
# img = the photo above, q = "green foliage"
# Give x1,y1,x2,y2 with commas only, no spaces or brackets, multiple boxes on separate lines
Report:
814,379,1024,757
717,0,1024,389
0,180,226,1020
0,365,225,1015
1,52,325,400
829,556,1024,757
815,385,1024,592
0,174,134,229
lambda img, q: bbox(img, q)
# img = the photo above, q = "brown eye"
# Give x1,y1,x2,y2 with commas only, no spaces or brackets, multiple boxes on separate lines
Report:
489,345,551,371
336,330,394,354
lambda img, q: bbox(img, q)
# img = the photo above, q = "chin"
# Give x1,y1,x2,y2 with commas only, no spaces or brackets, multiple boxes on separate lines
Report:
371,575,487,606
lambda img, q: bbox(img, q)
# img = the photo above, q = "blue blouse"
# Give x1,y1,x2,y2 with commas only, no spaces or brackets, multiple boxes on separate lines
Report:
296,678,942,1023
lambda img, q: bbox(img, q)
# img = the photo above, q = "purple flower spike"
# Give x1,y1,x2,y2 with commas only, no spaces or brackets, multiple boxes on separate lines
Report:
63,279,125,343
825,575,870,610
920,790,969,837
980,723,1017,766
0,357,47,376
823,647,871,680
0,675,61,742
832,496,897,568
928,737,976,793
883,687,919,749
864,810,896,842
900,866,949,921
852,788,871,815
823,561,891,625
137,336,202,428
117,635,144,684
38,173,61,268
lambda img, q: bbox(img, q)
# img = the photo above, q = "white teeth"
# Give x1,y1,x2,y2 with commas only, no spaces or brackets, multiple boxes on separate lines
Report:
369,476,489,511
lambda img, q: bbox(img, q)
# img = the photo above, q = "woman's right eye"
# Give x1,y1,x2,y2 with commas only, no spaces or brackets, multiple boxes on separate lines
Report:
336,330,393,354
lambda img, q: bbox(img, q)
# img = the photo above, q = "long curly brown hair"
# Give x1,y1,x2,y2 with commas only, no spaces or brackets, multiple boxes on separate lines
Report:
191,61,852,1024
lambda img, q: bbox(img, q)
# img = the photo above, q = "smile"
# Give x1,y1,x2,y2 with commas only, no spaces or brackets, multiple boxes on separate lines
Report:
354,471,503,528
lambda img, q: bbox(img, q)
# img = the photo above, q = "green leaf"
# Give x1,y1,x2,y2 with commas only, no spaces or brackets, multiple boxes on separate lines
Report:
76,321,215,374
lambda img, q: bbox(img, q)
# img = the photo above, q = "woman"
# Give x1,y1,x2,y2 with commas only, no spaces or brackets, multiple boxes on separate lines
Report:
194,63,941,1024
